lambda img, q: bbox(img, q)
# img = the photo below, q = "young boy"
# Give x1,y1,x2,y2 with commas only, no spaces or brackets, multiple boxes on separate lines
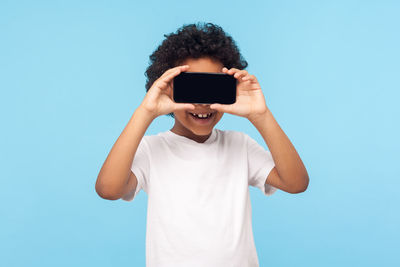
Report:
96,22,309,267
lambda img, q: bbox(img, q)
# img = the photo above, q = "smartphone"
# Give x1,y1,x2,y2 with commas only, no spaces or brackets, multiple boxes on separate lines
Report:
173,71,237,104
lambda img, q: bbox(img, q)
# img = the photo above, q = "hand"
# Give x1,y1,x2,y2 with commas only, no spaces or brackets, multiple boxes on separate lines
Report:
140,65,196,118
210,67,269,120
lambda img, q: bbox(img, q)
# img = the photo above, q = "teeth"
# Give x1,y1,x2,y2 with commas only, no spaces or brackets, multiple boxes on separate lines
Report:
190,113,212,118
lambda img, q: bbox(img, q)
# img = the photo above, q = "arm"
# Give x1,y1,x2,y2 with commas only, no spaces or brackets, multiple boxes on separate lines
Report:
249,108,309,194
95,106,155,200
210,67,309,194
95,64,195,200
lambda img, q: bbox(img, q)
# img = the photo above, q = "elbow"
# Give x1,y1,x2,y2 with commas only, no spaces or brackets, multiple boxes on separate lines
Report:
95,178,122,200
96,190,120,200
288,174,309,194
96,187,121,200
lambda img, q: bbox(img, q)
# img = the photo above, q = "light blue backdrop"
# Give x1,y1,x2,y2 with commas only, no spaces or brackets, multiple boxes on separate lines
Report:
1,0,399,266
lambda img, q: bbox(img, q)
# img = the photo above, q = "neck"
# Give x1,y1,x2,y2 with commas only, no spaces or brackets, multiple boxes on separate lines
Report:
170,121,212,143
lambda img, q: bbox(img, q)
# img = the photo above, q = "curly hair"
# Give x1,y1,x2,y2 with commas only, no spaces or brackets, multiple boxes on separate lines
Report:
144,22,248,118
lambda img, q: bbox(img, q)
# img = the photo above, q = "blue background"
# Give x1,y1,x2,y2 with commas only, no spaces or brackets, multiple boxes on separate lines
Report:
1,0,399,266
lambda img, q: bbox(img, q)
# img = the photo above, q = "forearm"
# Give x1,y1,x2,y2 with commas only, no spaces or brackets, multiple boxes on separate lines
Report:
248,108,309,191
95,105,155,199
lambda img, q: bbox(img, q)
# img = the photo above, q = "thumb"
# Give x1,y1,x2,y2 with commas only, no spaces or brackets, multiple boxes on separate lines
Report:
173,103,196,112
210,103,229,113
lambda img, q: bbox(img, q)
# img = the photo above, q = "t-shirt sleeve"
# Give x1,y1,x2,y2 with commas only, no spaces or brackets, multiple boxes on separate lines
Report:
245,134,278,196
121,137,150,201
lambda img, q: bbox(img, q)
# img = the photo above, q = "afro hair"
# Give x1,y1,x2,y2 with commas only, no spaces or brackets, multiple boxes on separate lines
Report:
144,22,248,118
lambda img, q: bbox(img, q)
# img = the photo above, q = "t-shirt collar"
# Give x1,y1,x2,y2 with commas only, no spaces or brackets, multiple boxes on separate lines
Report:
164,128,218,145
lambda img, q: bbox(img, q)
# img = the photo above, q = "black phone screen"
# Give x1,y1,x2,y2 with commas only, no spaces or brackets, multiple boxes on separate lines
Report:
173,72,237,104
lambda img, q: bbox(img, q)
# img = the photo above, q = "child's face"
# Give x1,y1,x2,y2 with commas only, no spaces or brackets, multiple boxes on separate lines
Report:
171,57,224,139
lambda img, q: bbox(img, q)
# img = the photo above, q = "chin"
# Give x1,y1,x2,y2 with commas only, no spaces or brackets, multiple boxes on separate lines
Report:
190,127,213,136
174,110,222,136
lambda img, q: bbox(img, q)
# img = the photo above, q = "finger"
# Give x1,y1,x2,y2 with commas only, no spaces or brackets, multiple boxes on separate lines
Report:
160,66,189,86
234,70,249,80
173,103,196,112
160,65,189,79
168,65,190,74
226,67,241,75
209,103,233,113
241,74,252,81
242,74,257,81
167,65,189,78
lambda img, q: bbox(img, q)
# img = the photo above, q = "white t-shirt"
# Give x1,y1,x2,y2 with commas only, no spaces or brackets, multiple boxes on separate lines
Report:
122,128,277,267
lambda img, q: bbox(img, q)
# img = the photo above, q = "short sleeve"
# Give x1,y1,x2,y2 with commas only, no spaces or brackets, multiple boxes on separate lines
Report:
246,134,278,196
121,137,150,201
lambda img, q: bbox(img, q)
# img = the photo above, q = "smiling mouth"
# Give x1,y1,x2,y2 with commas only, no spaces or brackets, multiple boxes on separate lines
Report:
188,112,214,119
